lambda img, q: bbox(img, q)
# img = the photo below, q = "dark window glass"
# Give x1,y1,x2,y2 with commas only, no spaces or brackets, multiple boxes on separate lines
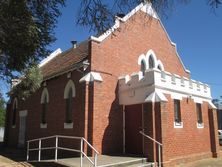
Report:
196,103,203,124
174,99,181,123
12,104,16,126
141,60,146,76
66,87,73,123
41,95,47,124
149,56,154,69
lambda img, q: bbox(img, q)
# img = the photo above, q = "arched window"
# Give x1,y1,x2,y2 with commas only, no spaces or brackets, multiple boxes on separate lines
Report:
40,88,49,124
157,60,164,71
149,55,154,69
140,60,146,76
66,87,73,123
41,95,47,124
12,98,18,126
64,80,75,124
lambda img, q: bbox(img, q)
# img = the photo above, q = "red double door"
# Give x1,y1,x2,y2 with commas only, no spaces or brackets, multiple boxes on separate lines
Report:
125,104,143,155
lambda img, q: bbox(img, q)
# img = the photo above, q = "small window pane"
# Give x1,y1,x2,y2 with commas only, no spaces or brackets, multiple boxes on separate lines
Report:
41,96,47,124
196,103,203,124
174,100,181,123
66,88,73,123
141,61,146,76
12,107,16,126
149,56,154,69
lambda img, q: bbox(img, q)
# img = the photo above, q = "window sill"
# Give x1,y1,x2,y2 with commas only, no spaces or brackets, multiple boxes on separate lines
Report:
40,123,47,129
64,122,73,129
197,123,204,129
161,78,166,82
174,122,183,128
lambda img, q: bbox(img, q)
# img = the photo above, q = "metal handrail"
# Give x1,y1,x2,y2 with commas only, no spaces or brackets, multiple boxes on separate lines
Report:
139,131,162,146
28,135,57,142
139,131,162,167
82,137,99,154
27,135,99,167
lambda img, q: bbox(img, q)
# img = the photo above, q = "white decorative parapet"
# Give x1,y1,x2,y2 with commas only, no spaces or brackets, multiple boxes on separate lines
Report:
118,69,213,106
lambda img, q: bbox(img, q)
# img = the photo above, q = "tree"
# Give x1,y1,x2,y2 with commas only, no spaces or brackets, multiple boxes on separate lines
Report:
0,0,65,81
9,65,43,100
0,92,5,127
77,0,222,33
213,96,222,108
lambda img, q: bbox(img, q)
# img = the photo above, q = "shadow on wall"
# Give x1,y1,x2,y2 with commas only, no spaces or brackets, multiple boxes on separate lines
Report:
86,82,94,156
208,109,217,157
143,102,162,163
102,84,123,155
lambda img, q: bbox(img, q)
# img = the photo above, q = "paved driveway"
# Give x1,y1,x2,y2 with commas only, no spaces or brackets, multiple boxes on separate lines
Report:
175,158,222,167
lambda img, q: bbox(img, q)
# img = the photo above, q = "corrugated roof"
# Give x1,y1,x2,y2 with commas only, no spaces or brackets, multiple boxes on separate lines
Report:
40,40,89,79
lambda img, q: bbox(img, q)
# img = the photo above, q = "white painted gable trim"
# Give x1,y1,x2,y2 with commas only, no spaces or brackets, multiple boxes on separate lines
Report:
158,20,190,74
90,3,158,43
90,2,190,74
39,48,62,68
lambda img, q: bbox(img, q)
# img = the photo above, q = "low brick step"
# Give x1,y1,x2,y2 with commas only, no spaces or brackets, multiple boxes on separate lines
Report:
132,162,155,167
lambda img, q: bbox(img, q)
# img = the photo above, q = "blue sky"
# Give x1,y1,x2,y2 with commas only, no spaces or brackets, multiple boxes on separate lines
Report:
1,1,222,100
50,0,222,99
162,1,222,99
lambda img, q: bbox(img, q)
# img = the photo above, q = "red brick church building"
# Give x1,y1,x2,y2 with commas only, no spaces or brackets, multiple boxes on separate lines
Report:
4,3,220,167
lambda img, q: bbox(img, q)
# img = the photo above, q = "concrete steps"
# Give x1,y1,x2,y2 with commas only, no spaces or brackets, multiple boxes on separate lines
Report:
56,155,154,167
101,161,155,167
26,155,154,167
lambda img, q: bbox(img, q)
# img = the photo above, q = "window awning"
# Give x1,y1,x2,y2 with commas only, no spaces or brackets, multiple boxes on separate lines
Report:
79,72,103,83
145,90,168,102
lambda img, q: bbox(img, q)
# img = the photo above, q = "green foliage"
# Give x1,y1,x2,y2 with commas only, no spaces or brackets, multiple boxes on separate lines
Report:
0,93,5,127
0,0,65,80
10,65,43,100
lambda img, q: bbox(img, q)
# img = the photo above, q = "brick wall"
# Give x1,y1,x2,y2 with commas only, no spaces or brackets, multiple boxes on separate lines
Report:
4,8,219,166
161,95,219,166
90,11,189,154
6,70,87,149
